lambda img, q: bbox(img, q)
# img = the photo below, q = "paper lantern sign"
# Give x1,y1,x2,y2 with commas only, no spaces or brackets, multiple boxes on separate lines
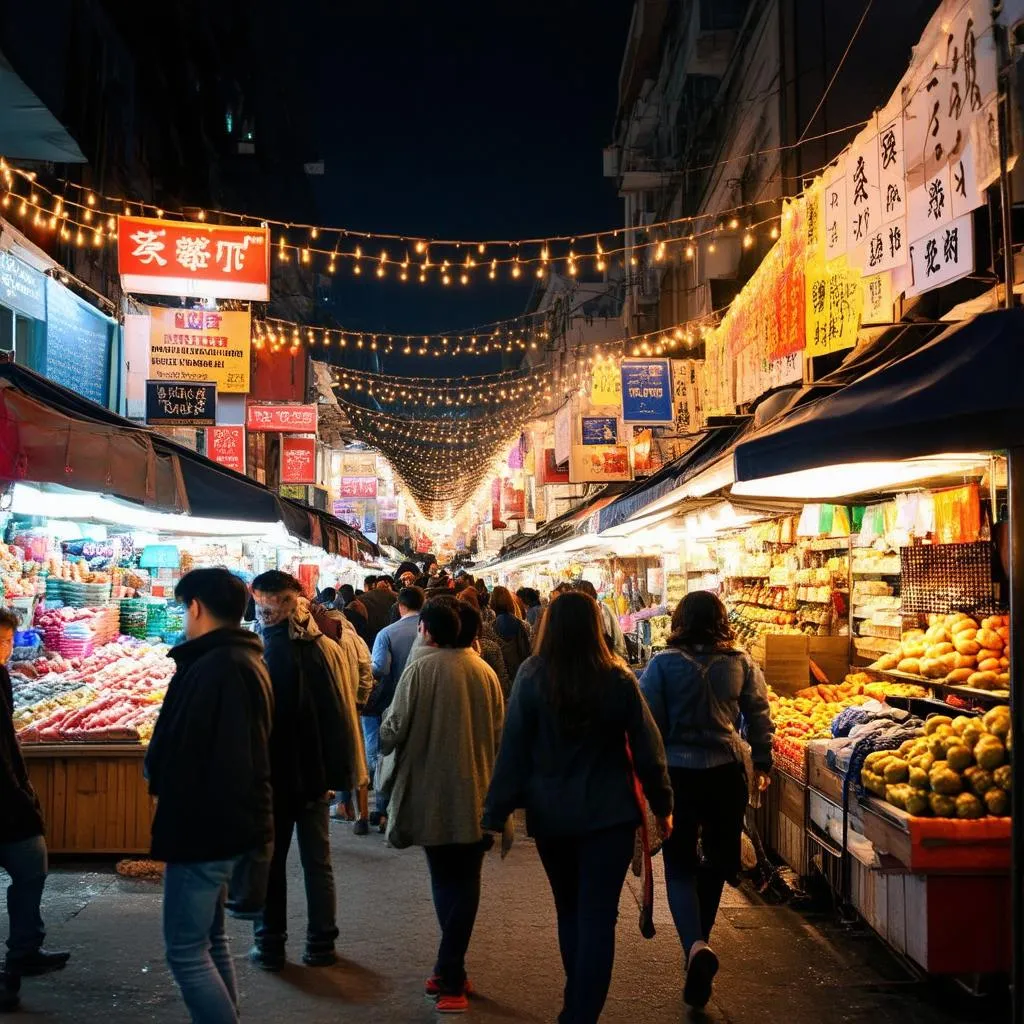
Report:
620,359,674,424
206,426,246,474
119,216,270,301
280,436,316,485
246,404,318,433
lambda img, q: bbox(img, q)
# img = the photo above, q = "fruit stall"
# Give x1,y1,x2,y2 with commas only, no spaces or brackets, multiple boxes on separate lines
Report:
2,483,369,854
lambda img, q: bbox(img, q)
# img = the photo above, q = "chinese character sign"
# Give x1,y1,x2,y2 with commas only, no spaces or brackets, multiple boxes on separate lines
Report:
339,476,378,498
280,436,316,485
589,360,622,407
148,307,251,393
805,253,864,357
206,426,246,474
145,380,217,426
246,404,318,432
118,217,270,301
905,212,974,298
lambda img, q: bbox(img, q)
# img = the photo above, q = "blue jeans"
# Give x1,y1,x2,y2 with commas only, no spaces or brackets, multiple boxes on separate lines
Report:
361,715,386,815
163,858,241,1024
535,824,636,1024
0,835,47,959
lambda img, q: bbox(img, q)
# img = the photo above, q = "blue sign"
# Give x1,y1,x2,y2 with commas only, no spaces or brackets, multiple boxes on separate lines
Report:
44,278,114,407
620,358,674,424
0,251,46,320
581,416,617,445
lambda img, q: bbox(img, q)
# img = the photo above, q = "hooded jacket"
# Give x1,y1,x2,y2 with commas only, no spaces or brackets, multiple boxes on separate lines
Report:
1,665,44,843
260,608,364,802
145,629,273,863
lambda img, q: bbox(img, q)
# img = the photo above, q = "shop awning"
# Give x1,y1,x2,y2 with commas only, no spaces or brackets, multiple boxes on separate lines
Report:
733,310,1024,482
597,426,742,533
0,363,377,557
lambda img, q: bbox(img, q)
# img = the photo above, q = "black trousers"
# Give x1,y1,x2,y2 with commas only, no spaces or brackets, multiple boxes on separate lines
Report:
535,823,636,1024
423,840,489,995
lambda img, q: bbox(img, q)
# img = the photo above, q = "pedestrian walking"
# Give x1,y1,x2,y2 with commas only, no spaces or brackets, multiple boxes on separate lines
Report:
0,608,70,1013
379,600,504,1014
516,587,543,632
249,571,364,971
359,576,398,642
638,590,774,1010
456,588,509,696
365,586,425,832
145,569,273,1024
490,586,532,681
483,591,672,1024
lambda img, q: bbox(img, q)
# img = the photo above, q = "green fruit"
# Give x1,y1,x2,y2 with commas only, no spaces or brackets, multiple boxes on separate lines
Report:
929,762,964,795
883,760,909,784
984,788,1009,816
993,764,1012,791
968,768,994,797
929,792,957,817
956,792,984,819
905,791,930,816
908,767,929,789
945,745,974,773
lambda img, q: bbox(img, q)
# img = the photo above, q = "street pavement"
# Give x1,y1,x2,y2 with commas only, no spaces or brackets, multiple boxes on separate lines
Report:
3,820,1008,1022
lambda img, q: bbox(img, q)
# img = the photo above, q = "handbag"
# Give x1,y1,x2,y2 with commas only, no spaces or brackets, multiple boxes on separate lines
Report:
624,733,657,940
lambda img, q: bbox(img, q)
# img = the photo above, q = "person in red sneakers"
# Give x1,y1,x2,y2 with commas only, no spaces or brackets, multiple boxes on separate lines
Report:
379,600,504,1013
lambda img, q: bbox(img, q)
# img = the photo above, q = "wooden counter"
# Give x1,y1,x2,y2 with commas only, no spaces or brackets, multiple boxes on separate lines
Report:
23,744,153,855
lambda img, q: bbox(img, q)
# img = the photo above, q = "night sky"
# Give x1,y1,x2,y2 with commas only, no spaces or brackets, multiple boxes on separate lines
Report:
304,2,634,374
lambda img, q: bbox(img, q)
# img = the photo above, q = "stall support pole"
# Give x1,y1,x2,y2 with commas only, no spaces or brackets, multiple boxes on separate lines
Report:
1008,447,1024,1022
995,13,1016,308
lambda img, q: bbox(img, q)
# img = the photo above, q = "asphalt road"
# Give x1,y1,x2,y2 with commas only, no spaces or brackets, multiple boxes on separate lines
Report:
2,821,1008,1022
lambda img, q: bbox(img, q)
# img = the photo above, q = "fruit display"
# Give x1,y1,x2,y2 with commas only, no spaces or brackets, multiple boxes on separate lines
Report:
860,707,1011,818
649,614,671,649
767,684,872,741
869,613,1010,692
12,641,173,745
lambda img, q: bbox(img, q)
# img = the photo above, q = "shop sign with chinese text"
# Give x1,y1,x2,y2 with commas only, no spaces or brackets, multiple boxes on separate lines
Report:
119,216,270,301
339,476,378,498
145,380,216,426
589,359,622,407
281,436,316,485
206,426,246,474
148,307,251,393
246,403,318,433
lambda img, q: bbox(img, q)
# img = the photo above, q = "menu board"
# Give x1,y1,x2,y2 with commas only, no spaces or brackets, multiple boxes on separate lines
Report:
44,278,113,406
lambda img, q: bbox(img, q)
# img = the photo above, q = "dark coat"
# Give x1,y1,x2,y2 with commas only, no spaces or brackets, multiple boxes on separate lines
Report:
0,666,44,843
482,656,672,839
260,618,358,803
492,613,532,681
145,629,274,863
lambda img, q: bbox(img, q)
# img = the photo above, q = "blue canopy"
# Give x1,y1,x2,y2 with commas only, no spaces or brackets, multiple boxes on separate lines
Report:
733,309,1024,482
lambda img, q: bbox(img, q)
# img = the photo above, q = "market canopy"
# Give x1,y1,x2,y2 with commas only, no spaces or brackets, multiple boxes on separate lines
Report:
0,362,377,557
733,310,1024,483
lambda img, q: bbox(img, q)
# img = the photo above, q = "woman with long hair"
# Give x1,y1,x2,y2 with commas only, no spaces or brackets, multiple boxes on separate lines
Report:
638,591,774,1010
489,586,532,681
483,592,672,1024
457,588,510,696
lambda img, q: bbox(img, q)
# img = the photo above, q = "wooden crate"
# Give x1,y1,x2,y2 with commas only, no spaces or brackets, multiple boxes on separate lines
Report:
770,769,809,876
24,745,153,855
757,634,851,692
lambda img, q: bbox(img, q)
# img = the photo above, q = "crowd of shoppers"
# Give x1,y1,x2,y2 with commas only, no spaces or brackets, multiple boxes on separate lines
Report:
1,563,773,1022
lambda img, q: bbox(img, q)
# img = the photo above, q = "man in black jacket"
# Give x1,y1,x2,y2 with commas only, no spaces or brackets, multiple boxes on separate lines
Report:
251,571,355,971
145,569,273,1024
0,609,69,1009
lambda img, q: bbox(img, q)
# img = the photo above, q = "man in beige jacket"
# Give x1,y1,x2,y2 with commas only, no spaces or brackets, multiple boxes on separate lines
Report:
379,600,504,1014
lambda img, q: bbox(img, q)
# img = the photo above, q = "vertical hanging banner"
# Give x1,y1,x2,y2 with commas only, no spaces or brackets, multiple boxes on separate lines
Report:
119,217,270,300
620,359,674,424
148,307,252,392
280,436,317,485
491,478,506,530
554,402,573,465
805,255,864,357
206,426,246,474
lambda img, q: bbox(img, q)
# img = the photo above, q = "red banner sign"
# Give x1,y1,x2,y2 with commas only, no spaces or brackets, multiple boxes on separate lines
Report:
205,426,246,474
280,435,316,485
118,216,270,301
246,403,318,433
491,477,506,530
339,476,378,498
539,448,571,485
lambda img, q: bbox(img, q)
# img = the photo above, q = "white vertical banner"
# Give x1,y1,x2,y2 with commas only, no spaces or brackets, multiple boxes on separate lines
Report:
824,156,848,260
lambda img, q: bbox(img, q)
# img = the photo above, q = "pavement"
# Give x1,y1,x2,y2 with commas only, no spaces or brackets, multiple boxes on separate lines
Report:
1,820,1010,1023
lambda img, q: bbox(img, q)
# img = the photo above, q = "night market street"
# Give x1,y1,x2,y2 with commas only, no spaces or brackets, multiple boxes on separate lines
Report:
6,824,1003,1024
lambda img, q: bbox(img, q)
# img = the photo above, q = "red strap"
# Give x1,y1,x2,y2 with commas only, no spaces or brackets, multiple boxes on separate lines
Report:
625,734,655,924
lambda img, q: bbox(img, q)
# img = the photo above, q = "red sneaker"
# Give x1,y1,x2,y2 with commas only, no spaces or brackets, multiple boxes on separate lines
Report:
424,976,474,998
435,992,469,1014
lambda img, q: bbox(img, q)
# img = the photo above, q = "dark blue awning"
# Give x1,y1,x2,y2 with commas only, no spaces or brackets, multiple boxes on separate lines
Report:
733,309,1024,483
598,426,741,533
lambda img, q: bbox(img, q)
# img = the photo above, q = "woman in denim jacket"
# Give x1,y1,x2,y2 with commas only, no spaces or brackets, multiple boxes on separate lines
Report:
639,591,774,1010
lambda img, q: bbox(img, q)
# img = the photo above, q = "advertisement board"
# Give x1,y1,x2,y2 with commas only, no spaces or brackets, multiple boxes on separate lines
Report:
281,436,317,485
145,381,216,426
246,404,318,433
620,359,674,424
206,426,246,474
148,307,251,393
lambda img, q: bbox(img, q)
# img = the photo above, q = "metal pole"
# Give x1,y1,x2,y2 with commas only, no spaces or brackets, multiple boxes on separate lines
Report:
1008,447,1024,1023
995,11,1015,309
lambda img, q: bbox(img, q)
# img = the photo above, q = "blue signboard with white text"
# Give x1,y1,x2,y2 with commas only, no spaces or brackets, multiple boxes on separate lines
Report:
620,358,674,424
0,251,46,320
44,278,115,407
581,416,617,445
